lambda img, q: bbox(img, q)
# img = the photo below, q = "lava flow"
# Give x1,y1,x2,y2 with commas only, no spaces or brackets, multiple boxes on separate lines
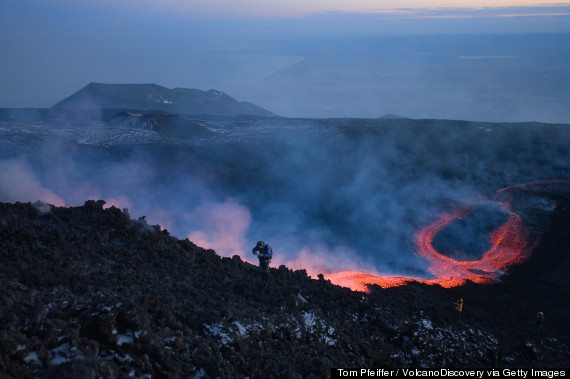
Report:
325,181,567,293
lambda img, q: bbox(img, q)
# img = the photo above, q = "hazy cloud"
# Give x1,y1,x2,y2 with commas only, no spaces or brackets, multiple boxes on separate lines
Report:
0,158,65,206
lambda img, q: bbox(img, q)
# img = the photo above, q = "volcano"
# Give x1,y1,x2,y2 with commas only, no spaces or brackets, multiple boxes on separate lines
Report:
1,100,570,375
0,196,569,376
51,83,276,117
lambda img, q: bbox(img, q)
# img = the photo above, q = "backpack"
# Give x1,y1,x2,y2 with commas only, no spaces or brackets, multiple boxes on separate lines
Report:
260,245,273,260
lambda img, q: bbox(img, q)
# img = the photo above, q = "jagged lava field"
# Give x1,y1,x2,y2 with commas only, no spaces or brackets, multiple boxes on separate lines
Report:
0,197,569,377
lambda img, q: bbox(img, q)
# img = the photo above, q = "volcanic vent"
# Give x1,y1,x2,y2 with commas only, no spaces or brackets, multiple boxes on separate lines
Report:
326,180,569,292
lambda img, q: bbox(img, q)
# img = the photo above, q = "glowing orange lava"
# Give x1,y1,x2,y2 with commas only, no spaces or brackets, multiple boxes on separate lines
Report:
324,181,568,293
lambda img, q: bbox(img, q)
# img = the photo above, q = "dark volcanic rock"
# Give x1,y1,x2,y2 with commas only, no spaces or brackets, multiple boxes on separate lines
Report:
106,110,215,140
0,199,569,378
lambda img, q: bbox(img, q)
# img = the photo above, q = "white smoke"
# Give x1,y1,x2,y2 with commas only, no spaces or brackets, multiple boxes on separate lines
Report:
187,198,253,261
0,158,65,206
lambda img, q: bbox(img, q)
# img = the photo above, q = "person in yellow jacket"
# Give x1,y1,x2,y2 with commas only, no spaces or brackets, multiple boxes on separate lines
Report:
455,298,464,319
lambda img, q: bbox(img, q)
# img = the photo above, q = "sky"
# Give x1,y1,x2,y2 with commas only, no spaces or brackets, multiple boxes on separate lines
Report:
1,0,569,117
6,0,569,19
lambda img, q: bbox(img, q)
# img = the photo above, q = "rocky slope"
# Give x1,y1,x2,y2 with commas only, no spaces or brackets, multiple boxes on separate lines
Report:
0,199,569,378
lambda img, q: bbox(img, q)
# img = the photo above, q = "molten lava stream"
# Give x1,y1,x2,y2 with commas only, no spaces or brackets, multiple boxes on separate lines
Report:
325,199,532,293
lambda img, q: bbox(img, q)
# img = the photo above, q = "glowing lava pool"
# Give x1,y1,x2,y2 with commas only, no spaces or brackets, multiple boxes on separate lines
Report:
325,180,567,293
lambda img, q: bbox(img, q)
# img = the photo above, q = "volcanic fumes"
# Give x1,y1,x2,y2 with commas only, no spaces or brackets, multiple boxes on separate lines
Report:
2,111,569,297
325,181,568,292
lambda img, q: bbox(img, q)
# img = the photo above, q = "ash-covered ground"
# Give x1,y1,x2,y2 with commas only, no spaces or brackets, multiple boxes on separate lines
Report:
0,198,569,378
1,110,570,376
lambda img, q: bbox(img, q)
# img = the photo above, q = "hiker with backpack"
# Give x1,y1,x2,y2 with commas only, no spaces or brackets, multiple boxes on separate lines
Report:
252,241,272,284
